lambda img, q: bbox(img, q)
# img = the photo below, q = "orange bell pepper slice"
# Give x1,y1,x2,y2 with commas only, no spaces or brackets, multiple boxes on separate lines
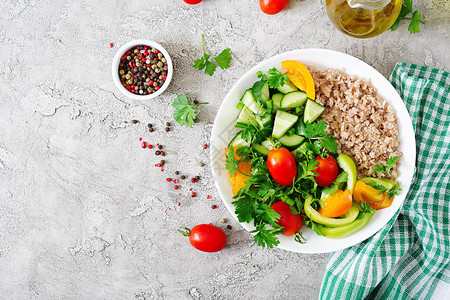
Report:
353,181,394,210
281,60,316,100
225,147,251,196
318,189,353,218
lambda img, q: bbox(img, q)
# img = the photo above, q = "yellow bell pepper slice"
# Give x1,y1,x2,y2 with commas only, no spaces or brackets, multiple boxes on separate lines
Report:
281,60,316,100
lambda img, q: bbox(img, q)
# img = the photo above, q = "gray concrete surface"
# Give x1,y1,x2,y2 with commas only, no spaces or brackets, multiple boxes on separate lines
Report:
0,0,448,299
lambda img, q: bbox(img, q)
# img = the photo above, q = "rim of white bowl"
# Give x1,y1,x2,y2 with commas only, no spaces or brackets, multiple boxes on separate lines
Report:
111,39,173,100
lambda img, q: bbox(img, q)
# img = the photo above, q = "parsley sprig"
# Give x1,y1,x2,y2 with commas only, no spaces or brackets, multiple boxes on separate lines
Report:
390,0,425,33
296,119,338,157
193,34,232,76
172,94,208,128
374,156,398,174
256,68,289,89
365,181,402,199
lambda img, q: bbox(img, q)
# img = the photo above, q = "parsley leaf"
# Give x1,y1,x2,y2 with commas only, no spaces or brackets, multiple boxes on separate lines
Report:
251,224,283,248
390,1,424,33
373,164,384,173
373,156,398,174
304,120,327,139
304,219,324,236
321,133,338,154
172,94,208,127
225,145,250,177
387,183,402,199
267,67,289,89
232,195,258,223
193,34,232,76
214,48,232,69
385,156,398,174
359,202,376,214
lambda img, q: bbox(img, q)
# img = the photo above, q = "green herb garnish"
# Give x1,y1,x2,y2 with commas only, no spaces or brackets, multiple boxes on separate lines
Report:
374,156,398,174
193,34,232,76
172,94,208,127
390,0,425,33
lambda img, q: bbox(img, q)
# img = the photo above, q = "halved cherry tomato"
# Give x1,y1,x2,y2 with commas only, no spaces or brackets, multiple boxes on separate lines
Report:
270,201,302,236
318,189,353,218
281,60,316,100
183,224,227,253
260,0,290,15
225,147,252,195
183,0,202,4
313,155,339,187
353,181,394,210
267,147,297,186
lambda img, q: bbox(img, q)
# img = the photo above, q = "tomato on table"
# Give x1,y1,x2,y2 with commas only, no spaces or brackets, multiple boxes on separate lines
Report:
270,201,302,236
260,0,290,15
183,0,202,4
313,155,339,187
267,147,297,186
180,224,227,252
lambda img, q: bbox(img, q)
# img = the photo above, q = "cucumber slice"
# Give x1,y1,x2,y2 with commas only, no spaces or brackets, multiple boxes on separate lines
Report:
253,144,270,156
280,91,308,109
236,102,245,111
235,106,257,128
279,134,305,148
304,99,325,123
272,93,283,111
252,81,270,104
256,109,272,128
272,110,298,139
277,80,298,94
262,138,277,151
336,153,358,193
229,132,250,148
240,89,261,114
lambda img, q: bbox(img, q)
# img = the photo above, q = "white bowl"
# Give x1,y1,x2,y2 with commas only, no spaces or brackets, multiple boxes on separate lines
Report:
111,39,173,100
210,48,416,254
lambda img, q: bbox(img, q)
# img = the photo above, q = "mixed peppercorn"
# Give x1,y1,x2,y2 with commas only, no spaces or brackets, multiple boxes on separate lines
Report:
119,45,169,95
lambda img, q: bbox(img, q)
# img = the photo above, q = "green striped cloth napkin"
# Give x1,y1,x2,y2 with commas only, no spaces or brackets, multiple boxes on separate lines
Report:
319,63,450,299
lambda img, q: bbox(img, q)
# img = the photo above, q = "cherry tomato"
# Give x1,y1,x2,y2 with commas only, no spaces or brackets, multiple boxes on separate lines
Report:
313,155,339,187
270,201,302,236
183,0,202,4
186,224,226,252
260,0,290,15
267,147,297,186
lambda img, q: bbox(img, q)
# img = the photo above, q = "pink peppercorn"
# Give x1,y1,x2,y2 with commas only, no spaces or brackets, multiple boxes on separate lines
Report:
173,179,179,184
141,142,146,148
207,195,211,199
191,192,196,197
191,178,196,183
148,144,153,149
166,178,172,182
174,185,179,190
203,144,208,149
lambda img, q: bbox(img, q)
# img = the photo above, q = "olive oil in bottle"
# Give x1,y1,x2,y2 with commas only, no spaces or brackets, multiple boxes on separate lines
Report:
326,0,402,38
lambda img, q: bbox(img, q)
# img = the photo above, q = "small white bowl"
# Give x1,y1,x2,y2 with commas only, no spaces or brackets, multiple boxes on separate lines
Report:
111,39,173,100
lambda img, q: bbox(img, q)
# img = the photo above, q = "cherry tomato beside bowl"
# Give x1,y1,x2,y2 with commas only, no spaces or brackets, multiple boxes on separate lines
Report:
180,224,226,252
270,201,302,236
267,147,297,186
313,155,339,187
183,0,202,4
260,0,290,15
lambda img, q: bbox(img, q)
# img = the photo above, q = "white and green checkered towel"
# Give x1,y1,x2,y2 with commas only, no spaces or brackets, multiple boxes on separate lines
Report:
319,63,450,299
